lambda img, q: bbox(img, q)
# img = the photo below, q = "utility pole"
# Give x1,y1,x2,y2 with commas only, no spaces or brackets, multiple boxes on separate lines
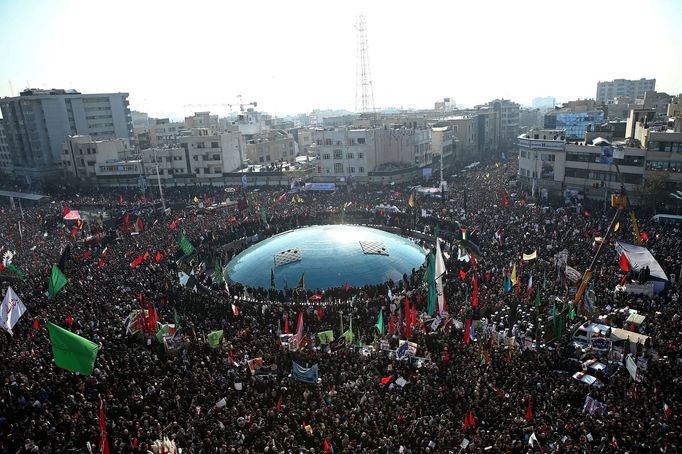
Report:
156,163,166,212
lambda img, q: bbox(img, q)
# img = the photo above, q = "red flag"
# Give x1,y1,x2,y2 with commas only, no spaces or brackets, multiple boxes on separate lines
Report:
99,399,110,454
641,231,649,242
501,191,509,208
324,439,331,453
472,274,479,308
70,225,78,237
459,269,466,281
411,304,417,328
143,251,150,261
170,219,178,229
66,315,73,326
283,313,289,334
63,207,70,216
619,253,630,272
228,349,236,366
463,413,470,430
380,375,394,385
404,296,411,339
494,386,504,398
464,319,471,344
388,313,395,335
276,396,282,412
136,217,144,232
316,306,324,320
344,281,350,292
155,252,161,262
33,319,39,330
98,257,104,268
278,192,287,202
525,396,533,422
468,410,476,428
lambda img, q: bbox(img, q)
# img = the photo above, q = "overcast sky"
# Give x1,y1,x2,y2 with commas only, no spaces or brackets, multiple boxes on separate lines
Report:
1,0,681,119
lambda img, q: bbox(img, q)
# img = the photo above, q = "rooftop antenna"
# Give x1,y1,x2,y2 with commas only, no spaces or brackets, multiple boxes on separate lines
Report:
355,15,375,114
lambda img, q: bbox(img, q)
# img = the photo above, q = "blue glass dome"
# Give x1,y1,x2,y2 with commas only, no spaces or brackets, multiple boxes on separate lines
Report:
225,225,426,290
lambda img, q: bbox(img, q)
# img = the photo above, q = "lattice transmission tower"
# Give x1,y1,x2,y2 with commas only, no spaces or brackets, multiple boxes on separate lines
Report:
355,15,375,114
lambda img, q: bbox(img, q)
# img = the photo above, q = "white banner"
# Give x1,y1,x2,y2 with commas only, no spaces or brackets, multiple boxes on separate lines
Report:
0,286,27,335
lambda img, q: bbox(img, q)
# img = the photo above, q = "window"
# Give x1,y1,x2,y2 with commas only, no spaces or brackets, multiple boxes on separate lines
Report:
357,152,364,159
541,154,555,162
334,163,344,173
266,155,271,162
333,149,343,159
358,166,364,173
357,138,366,144
195,168,200,174
323,153,331,160
259,157,264,163
346,153,354,159
347,166,355,173
213,154,220,160
211,142,219,148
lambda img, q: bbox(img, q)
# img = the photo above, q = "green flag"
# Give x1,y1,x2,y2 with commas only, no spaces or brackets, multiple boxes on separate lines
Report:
213,260,224,286
47,322,99,375
207,330,224,348
173,308,180,327
480,352,486,367
569,306,576,321
179,235,195,256
424,253,437,316
534,289,541,307
260,206,268,225
339,312,344,337
6,263,25,281
48,265,68,300
342,315,353,344
375,309,385,335
156,323,172,344
317,330,334,344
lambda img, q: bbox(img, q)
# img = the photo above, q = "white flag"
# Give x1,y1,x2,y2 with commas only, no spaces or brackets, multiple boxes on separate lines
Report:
435,238,447,313
1,286,27,335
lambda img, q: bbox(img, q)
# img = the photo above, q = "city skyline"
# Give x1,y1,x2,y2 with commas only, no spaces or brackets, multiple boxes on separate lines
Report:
1,0,681,119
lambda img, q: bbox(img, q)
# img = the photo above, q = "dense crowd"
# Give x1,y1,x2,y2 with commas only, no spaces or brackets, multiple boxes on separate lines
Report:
0,160,680,453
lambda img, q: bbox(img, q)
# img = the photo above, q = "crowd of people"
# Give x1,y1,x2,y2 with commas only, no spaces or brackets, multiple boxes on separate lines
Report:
0,159,680,453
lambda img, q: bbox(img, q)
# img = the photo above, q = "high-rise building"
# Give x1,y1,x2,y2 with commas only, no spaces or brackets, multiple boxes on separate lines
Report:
0,88,133,179
0,119,13,174
487,99,520,148
596,78,655,103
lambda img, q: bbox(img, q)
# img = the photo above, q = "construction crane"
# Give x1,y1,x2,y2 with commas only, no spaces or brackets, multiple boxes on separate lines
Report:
182,96,257,113
573,145,642,313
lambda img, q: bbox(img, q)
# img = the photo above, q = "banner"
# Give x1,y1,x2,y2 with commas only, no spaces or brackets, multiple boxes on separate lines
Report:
0,286,26,335
317,330,334,344
625,354,639,382
292,361,319,384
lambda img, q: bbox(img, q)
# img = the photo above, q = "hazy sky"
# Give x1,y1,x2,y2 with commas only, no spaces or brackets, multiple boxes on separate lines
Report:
1,0,681,119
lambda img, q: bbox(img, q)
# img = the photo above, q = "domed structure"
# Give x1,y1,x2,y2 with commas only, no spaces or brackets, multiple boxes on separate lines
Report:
225,225,426,290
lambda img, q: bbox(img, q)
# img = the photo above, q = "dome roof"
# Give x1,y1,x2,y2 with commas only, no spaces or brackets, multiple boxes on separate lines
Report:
225,225,426,290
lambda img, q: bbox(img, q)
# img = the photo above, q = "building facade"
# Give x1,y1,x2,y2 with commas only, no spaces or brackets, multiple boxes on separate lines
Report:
544,111,605,141
244,130,296,167
0,88,133,179
62,135,141,186
310,127,428,182
0,119,13,174
596,78,656,103
487,99,520,149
